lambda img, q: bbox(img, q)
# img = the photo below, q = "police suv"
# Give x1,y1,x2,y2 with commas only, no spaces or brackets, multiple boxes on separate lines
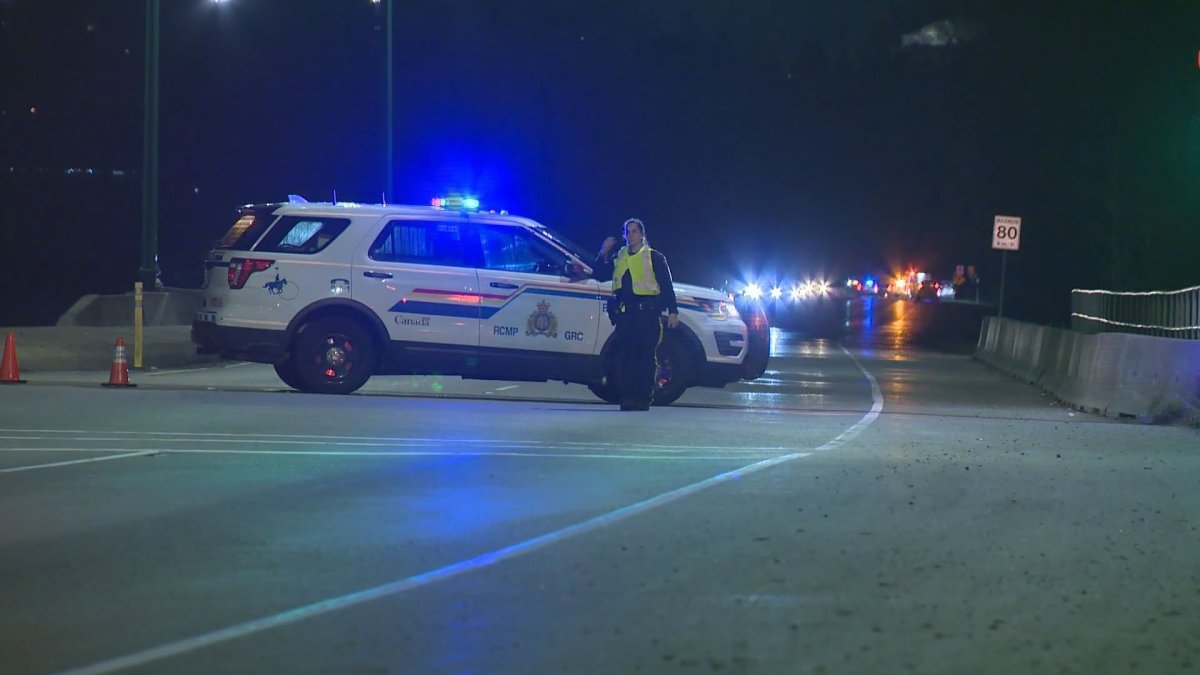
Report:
192,197,769,405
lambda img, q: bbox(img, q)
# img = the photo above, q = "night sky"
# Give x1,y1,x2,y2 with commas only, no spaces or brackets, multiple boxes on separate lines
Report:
2,0,1198,325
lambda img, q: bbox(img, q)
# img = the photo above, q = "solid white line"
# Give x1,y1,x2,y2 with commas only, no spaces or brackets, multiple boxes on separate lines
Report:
145,362,255,377
0,451,156,474
0,439,777,455
0,436,550,449
828,345,883,444
0,447,768,462
493,385,520,391
54,454,815,675
0,429,528,444
0,431,793,453
54,346,884,675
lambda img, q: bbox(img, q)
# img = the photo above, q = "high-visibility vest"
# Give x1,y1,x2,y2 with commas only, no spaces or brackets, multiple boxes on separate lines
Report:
613,245,660,296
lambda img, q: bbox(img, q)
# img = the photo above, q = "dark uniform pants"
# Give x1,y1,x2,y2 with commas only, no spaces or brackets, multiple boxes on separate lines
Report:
614,301,663,406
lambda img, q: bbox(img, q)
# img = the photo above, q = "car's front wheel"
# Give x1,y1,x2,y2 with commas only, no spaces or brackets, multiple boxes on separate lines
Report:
587,377,621,403
653,334,697,406
293,317,378,394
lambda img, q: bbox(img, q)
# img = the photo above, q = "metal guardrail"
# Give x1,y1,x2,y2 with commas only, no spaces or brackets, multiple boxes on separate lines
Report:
1071,284,1200,339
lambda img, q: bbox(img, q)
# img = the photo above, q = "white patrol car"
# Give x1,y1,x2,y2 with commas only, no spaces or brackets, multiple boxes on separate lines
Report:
192,197,769,405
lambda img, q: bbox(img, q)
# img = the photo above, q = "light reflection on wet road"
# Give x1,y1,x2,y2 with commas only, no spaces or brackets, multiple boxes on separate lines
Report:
715,296,991,412
766,295,990,356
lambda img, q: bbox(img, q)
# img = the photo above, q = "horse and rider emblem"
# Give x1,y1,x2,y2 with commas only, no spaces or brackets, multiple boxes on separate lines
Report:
526,300,558,337
264,274,288,295
263,273,299,300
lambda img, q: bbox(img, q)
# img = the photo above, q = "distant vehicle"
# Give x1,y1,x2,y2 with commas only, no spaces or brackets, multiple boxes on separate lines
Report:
914,279,941,301
192,196,767,405
740,278,835,305
845,277,879,295
883,279,907,298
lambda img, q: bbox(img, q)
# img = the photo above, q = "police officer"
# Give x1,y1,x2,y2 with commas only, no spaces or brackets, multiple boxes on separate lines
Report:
595,218,678,411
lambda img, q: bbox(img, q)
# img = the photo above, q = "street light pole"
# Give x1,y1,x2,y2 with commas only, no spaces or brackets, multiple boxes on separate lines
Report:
139,0,161,290
385,0,393,202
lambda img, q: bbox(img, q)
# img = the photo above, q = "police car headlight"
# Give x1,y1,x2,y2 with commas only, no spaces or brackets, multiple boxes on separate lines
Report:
697,299,736,319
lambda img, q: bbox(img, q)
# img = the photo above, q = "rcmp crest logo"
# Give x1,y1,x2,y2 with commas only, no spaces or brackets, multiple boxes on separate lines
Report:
526,300,558,337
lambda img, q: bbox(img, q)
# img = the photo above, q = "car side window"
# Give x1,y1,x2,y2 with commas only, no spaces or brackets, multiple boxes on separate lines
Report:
477,226,563,275
255,216,350,254
369,220,467,266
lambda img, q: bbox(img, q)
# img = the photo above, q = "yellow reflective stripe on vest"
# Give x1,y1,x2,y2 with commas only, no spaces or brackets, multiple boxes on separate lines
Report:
612,246,660,296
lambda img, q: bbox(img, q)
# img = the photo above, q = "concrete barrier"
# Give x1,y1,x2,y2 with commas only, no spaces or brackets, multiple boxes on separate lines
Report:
977,316,997,355
977,317,1051,384
56,288,203,327
0,325,218,372
1035,328,1073,395
976,317,1200,421
1061,333,1121,415
1108,334,1200,419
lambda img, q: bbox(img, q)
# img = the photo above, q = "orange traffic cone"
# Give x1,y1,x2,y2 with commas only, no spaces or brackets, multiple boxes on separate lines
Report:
1,331,26,384
101,337,136,388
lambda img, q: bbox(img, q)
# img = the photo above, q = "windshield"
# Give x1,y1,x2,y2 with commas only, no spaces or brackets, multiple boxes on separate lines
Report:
532,226,594,265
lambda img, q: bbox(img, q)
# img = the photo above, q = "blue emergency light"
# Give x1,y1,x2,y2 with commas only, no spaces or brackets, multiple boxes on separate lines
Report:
431,195,480,211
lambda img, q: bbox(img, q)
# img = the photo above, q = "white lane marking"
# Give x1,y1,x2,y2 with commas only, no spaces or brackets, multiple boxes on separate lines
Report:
0,438,772,453
0,432,793,453
830,345,883,443
54,347,884,675
0,436,551,449
0,447,770,461
493,385,520,391
53,453,813,675
0,451,156,474
144,362,255,377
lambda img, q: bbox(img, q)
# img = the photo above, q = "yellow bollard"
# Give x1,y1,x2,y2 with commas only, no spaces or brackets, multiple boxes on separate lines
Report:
133,282,144,369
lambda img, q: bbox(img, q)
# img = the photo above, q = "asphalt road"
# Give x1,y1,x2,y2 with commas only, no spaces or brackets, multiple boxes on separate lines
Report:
0,301,1196,675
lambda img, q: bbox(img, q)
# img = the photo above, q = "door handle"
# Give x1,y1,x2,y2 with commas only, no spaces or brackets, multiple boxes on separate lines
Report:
489,282,518,289
363,271,393,279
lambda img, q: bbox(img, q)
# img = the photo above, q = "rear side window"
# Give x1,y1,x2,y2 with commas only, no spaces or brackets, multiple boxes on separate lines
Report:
369,220,467,266
255,216,351,254
216,210,276,250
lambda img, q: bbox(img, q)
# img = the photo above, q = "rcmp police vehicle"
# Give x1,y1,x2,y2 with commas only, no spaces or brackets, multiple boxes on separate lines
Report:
192,196,769,405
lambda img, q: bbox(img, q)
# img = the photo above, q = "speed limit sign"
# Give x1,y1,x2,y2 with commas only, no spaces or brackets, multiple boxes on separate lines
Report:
992,215,1021,250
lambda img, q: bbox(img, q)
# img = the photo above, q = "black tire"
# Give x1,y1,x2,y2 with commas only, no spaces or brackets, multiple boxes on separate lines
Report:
273,360,306,391
587,351,621,403
652,334,698,406
587,378,621,403
742,332,770,380
293,317,378,394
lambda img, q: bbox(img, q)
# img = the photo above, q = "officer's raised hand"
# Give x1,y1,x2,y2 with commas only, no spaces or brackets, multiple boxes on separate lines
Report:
599,236,619,256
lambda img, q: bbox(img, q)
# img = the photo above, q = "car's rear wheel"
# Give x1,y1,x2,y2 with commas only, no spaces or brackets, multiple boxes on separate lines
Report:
293,317,377,394
652,334,697,406
273,359,306,391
